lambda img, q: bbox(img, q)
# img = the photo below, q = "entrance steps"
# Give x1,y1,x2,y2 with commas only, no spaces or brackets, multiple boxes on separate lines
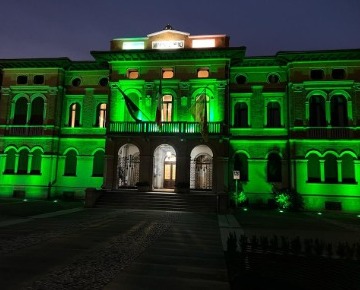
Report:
94,190,219,213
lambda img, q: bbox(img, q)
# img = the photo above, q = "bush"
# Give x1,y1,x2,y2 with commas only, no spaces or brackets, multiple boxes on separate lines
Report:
271,185,304,211
231,191,248,208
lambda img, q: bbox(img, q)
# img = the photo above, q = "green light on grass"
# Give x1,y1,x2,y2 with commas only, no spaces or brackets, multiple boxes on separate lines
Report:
317,212,322,215
357,214,360,218
243,207,248,211
23,199,28,202
53,199,58,203
279,209,284,213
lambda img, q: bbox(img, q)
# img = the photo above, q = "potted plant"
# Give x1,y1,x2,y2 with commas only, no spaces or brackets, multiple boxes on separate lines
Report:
175,182,190,193
136,181,150,192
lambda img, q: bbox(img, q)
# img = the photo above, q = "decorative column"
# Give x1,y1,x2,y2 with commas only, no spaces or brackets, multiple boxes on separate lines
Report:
320,160,325,182
337,160,342,183
347,100,353,125
27,154,33,174
354,160,360,183
14,153,19,174
325,100,331,126
26,101,31,124
216,81,227,122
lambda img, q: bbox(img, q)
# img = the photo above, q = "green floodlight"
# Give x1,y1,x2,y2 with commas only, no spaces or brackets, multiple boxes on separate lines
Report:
53,199,58,203
317,212,322,215
243,207,248,211
23,199,28,202
279,209,284,213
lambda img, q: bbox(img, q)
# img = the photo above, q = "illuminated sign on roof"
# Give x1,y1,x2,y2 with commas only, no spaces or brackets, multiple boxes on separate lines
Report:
152,40,184,50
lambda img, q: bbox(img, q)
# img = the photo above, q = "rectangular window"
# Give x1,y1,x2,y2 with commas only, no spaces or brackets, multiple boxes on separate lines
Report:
162,68,174,79
332,68,345,80
197,68,209,78
33,75,44,84
310,69,324,80
127,69,139,79
17,75,28,84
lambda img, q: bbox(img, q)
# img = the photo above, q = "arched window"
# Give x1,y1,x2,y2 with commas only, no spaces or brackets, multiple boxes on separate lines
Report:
161,95,173,122
324,154,337,183
18,148,29,174
92,150,104,177
234,153,248,181
5,148,16,174
309,95,326,127
64,150,77,176
267,102,281,128
29,97,44,125
331,95,348,127
341,154,355,183
234,102,248,128
31,149,42,174
267,153,282,182
13,97,28,125
68,103,81,127
307,154,320,182
95,103,107,128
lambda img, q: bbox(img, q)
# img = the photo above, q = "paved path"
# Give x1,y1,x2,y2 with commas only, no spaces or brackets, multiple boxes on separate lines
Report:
0,209,232,290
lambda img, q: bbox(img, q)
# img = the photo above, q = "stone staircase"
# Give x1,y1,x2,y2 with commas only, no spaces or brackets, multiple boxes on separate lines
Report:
94,190,220,213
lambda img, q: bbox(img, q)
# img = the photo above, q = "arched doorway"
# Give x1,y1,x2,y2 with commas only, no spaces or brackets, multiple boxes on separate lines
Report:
117,144,140,188
190,145,213,190
153,144,176,190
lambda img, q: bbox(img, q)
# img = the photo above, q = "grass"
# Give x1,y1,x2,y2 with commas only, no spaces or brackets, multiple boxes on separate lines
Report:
0,198,84,219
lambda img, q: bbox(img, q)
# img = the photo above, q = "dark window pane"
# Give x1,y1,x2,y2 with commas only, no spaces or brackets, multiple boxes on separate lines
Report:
332,69,345,80
236,75,247,84
33,75,44,84
310,69,324,80
17,75,28,84
72,78,81,87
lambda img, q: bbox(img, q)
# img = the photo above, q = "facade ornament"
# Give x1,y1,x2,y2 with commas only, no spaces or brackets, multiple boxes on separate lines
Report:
179,82,190,91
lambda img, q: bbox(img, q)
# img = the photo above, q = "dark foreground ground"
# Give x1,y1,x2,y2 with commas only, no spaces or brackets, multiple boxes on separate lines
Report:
228,208,360,290
0,198,359,290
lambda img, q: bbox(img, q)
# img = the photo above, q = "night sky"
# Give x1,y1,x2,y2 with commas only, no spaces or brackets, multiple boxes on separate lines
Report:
1,0,359,60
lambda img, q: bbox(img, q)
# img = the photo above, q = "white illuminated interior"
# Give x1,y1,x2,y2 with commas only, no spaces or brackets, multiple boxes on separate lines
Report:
122,41,145,50
192,39,216,48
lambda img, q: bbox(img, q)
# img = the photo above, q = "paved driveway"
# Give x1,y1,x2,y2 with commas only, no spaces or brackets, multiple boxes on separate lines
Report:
0,209,229,290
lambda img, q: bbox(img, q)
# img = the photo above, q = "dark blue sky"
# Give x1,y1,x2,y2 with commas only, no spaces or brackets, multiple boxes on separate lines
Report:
1,0,359,60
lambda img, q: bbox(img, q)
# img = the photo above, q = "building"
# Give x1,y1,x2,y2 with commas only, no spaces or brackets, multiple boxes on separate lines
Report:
0,25,359,212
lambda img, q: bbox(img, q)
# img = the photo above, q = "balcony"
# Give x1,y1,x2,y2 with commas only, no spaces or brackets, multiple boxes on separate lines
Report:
109,121,223,134
291,127,356,139
0,125,57,136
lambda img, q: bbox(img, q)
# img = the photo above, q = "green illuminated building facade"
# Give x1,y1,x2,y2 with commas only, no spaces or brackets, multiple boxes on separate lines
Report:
0,26,359,212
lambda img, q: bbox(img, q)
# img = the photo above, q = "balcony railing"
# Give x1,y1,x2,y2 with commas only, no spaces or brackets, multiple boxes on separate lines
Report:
306,127,353,139
290,127,355,139
109,122,223,134
0,125,57,136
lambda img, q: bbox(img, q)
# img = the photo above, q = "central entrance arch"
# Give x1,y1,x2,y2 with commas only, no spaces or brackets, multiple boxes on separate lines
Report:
153,144,176,190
